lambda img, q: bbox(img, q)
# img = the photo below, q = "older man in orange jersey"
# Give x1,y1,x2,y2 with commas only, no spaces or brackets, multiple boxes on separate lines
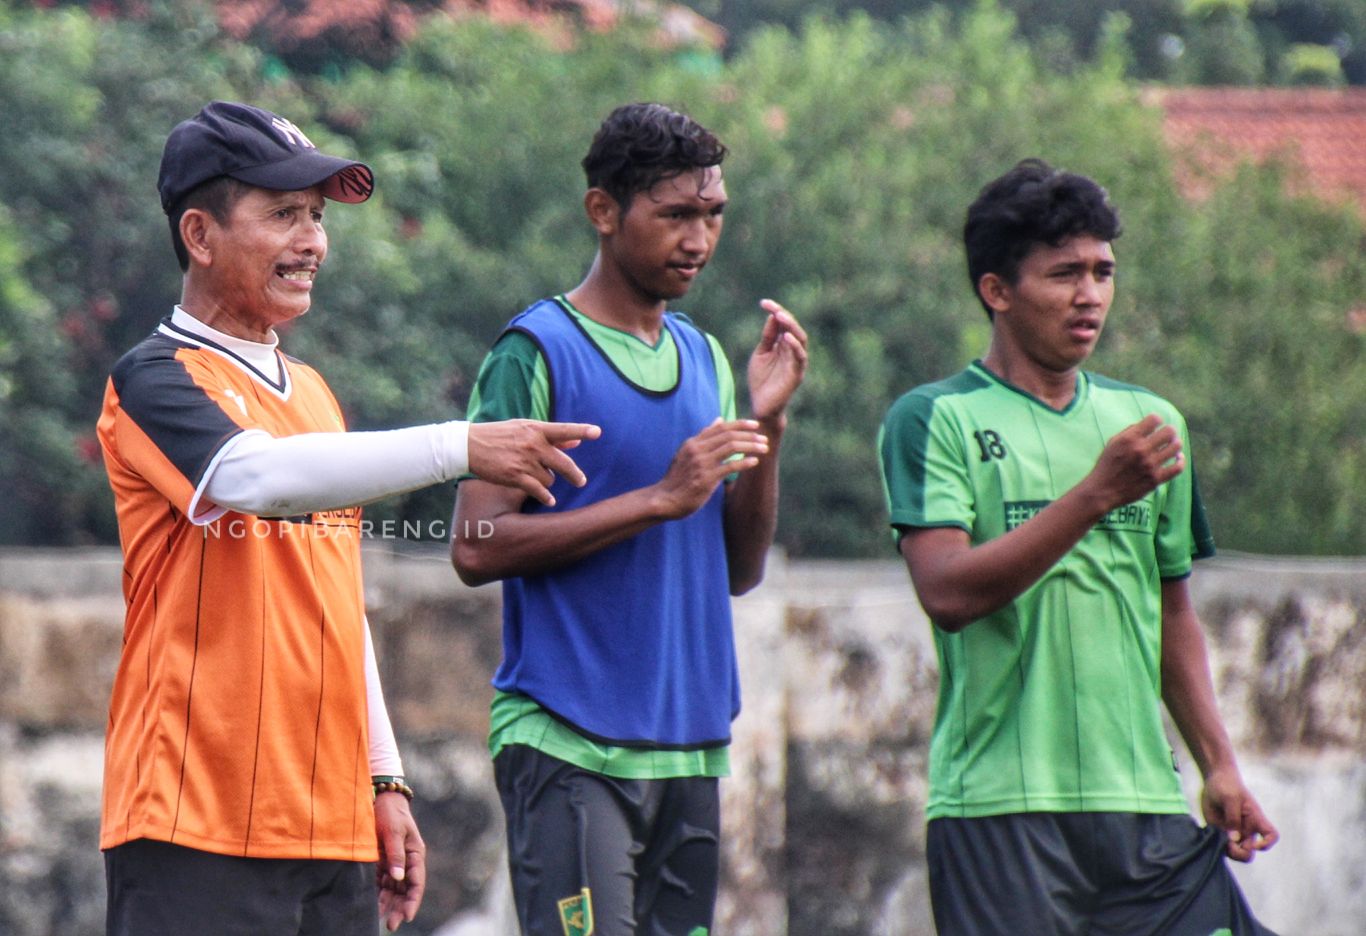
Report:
97,101,598,935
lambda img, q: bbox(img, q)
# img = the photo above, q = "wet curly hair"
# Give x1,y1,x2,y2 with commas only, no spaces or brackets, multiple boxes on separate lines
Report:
581,102,727,212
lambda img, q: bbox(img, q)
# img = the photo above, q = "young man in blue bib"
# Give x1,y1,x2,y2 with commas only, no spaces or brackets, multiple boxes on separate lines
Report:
451,103,807,936
879,159,1279,934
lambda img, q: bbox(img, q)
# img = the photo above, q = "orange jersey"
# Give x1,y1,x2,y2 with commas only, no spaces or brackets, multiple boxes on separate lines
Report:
97,316,376,861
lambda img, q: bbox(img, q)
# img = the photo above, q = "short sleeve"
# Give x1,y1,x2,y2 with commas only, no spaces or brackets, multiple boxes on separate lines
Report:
465,330,549,424
1154,409,1216,578
106,350,248,517
879,390,975,541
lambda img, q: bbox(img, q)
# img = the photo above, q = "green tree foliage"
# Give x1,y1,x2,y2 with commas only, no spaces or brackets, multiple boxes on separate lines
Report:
1280,42,1347,87
1178,0,1265,85
1101,166,1366,555
0,0,332,543
1264,0,1366,85
1,1,1361,556
695,0,1366,86
0,202,84,545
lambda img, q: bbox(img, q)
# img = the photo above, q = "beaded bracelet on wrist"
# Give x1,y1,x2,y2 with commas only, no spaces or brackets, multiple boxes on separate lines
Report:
371,775,414,801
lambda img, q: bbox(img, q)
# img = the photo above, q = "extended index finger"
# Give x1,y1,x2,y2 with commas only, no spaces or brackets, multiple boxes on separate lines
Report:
537,421,602,444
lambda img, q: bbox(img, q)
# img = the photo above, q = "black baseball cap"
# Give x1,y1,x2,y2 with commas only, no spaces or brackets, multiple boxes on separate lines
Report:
158,101,375,214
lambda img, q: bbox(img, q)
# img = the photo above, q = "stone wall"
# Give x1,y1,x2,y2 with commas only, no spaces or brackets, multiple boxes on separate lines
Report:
1,547,1363,935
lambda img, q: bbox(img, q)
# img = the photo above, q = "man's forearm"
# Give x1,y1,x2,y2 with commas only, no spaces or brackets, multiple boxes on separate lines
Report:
452,481,674,586
904,479,1111,631
365,619,404,778
202,422,468,518
1160,580,1239,778
723,416,784,595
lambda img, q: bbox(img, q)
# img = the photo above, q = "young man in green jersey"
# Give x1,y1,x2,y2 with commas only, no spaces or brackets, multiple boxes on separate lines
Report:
450,103,807,936
879,159,1278,935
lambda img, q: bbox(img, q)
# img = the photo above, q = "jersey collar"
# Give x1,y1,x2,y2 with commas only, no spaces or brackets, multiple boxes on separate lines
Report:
161,306,291,399
970,359,1090,416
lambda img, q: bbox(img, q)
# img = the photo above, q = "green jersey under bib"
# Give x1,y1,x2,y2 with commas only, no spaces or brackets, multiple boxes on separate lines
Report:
879,361,1214,819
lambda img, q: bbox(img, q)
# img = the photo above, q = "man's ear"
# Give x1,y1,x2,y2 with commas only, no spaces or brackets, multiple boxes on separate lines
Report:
584,188,622,236
180,209,216,268
978,272,1012,316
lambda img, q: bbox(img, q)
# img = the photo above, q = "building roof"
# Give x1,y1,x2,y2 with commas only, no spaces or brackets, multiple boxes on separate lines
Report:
1150,87,1366,216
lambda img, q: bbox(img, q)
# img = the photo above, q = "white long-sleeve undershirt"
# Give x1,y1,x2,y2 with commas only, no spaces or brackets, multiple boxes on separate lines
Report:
365,617,403,777
200,422,469,519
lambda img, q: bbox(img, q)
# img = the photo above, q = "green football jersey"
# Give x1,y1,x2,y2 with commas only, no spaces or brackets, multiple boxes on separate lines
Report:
879,361,1214,819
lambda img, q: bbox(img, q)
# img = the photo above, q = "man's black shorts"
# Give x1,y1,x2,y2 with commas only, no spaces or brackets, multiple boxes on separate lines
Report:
928,812,1278,936
495,744,720,936
105,837,376,936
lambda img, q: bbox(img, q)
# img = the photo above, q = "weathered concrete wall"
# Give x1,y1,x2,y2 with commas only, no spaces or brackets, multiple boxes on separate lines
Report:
1,547,1363,935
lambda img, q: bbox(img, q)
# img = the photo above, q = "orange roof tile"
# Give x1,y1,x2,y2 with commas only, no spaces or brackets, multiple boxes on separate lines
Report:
1149,87,1366,216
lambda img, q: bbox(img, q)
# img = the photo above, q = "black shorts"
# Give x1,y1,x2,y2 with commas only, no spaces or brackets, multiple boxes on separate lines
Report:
105,838,376,936
494,744,720,936
927,812,1277,936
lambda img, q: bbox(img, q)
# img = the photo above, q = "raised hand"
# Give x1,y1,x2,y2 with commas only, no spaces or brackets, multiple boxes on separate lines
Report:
747,299,809,422
467,420,602,507
1084,414,1185,512
651,418,769,520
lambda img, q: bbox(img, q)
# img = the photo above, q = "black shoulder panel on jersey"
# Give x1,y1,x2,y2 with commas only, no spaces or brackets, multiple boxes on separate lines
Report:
111,333,245,486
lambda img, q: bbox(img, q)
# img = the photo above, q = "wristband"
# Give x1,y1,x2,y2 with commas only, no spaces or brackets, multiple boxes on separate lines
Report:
372,775,414,801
